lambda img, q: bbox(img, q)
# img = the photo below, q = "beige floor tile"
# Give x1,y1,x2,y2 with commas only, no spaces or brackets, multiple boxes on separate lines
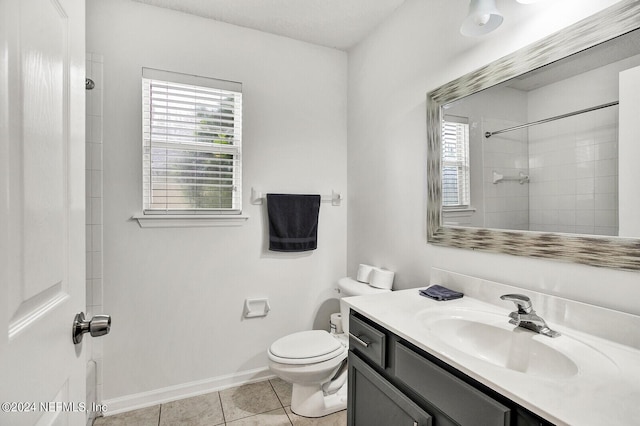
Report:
226,408,292,426
220,381,283,422
285,406,347,426
93,379,347,426
269,378,292,407
159,392,224,426
93,405,160,426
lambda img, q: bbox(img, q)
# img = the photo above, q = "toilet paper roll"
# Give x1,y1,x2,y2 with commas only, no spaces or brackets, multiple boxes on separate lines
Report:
369,268,395,290
330,313,343,334
356,264,375,283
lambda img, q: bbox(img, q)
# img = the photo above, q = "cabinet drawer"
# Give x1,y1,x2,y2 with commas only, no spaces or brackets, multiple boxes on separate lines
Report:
349,313,386,368
395,342,511,426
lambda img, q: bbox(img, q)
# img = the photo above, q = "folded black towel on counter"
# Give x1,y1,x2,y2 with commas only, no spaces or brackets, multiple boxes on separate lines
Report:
267,194,321,252
419,285,464,301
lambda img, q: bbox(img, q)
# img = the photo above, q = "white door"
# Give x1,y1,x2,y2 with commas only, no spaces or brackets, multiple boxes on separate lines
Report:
0,0,87,425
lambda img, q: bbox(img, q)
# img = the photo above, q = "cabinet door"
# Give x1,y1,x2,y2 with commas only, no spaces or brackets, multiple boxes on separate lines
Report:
348,352,432,426
395,342,510,426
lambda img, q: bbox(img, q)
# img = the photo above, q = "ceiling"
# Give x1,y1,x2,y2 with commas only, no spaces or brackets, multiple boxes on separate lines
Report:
130,0,407,51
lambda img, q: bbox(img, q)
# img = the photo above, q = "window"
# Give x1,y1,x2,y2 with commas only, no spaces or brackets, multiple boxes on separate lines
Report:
441,115,470,207
142,68,242,215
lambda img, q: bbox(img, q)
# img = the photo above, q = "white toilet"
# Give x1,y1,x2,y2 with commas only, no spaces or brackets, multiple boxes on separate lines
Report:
267,277,391,418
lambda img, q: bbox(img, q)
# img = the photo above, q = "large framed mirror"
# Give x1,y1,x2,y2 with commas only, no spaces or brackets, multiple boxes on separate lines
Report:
427,0,640,271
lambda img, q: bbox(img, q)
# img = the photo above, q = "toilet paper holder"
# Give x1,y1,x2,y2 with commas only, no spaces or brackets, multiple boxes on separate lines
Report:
244,298,271,318
330,313,343,334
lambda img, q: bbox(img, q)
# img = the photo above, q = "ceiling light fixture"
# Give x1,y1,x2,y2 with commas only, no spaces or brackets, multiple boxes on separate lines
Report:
460,0,504,37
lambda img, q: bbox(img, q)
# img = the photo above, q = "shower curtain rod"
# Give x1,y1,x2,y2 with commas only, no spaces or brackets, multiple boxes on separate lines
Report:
484,101,619,139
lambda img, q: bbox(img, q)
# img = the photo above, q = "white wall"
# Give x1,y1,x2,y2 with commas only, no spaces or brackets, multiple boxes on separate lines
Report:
619,65,640,237
87,0,347,405
348,0,640,314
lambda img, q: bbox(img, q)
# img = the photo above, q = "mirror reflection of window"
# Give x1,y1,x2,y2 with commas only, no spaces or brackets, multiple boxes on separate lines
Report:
442,115,470,208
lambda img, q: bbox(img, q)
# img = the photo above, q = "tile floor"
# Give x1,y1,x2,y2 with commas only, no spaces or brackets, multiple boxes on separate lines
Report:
93,378,346,426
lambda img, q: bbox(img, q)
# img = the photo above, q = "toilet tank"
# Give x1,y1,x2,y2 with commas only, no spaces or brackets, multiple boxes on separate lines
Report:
337,277,391,334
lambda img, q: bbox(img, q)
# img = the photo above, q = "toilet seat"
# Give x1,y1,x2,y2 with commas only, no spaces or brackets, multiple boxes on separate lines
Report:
268,330,345,365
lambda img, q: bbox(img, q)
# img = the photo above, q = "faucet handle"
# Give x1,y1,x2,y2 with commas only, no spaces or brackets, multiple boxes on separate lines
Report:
500,294,533,314
507,311,521,326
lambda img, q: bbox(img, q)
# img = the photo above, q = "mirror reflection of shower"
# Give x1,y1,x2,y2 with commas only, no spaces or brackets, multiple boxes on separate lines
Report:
443,59,628,237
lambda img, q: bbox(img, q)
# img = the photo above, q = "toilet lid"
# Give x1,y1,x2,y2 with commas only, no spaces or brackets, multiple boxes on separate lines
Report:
270,330,343,360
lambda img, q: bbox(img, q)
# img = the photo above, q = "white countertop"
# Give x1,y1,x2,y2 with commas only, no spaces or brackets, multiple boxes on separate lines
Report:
343,288,640,426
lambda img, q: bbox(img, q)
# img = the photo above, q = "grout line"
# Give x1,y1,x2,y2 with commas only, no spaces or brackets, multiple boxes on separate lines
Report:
267,379,285,408
268,380,294,426
218,390,227,424
157,404,162,426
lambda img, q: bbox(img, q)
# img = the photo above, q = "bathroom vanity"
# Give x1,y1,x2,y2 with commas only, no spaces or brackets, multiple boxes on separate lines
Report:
348,311,549,426
344,269,640,426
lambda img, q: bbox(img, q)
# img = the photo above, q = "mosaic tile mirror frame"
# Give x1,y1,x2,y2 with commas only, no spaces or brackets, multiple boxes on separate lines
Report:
426,0,640,271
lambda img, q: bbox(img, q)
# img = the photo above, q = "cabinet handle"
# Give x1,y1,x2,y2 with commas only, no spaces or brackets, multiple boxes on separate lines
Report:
349,332,371,348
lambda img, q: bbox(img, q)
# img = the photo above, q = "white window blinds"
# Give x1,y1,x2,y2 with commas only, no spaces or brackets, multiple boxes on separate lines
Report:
142,68,242,214
442,115,470,207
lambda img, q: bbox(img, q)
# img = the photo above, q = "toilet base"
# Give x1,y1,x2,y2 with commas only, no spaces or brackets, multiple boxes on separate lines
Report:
290,377,348,418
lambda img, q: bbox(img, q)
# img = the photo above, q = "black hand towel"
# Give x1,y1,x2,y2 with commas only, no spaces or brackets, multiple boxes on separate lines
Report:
419,285,464,301
267,194,321,252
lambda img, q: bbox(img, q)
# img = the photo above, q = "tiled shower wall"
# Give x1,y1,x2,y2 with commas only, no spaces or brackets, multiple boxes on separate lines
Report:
483,106,619,236
528,107,618,235
524,55,636,236
479,55,640,235
482,118,529,231
86,52,104,425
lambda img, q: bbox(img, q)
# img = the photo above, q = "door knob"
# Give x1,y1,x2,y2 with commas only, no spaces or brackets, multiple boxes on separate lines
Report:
72,312,111,344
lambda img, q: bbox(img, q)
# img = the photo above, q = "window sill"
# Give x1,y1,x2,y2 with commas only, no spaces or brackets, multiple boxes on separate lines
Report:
442,207,477,218
133,214,249,228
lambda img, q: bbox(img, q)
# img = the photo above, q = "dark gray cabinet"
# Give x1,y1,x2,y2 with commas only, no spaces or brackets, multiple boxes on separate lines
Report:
347,310,553,426
349,314,386,368
348,352,432,426
394,342,510,426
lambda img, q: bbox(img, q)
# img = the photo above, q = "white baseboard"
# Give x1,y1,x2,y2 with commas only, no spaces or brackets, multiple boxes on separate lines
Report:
102,367,276,416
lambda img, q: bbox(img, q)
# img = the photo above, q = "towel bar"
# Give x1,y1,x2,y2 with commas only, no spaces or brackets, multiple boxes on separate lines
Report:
250,187,342,206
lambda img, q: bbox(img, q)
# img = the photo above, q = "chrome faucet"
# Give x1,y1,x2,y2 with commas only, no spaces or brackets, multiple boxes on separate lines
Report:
500,294,560,338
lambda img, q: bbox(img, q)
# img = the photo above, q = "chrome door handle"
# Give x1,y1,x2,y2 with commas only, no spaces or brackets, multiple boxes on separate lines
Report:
349,333,371,348
73,312,111,344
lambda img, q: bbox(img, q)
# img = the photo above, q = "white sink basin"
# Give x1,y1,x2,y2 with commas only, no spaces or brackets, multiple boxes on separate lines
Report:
417,308,616,379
